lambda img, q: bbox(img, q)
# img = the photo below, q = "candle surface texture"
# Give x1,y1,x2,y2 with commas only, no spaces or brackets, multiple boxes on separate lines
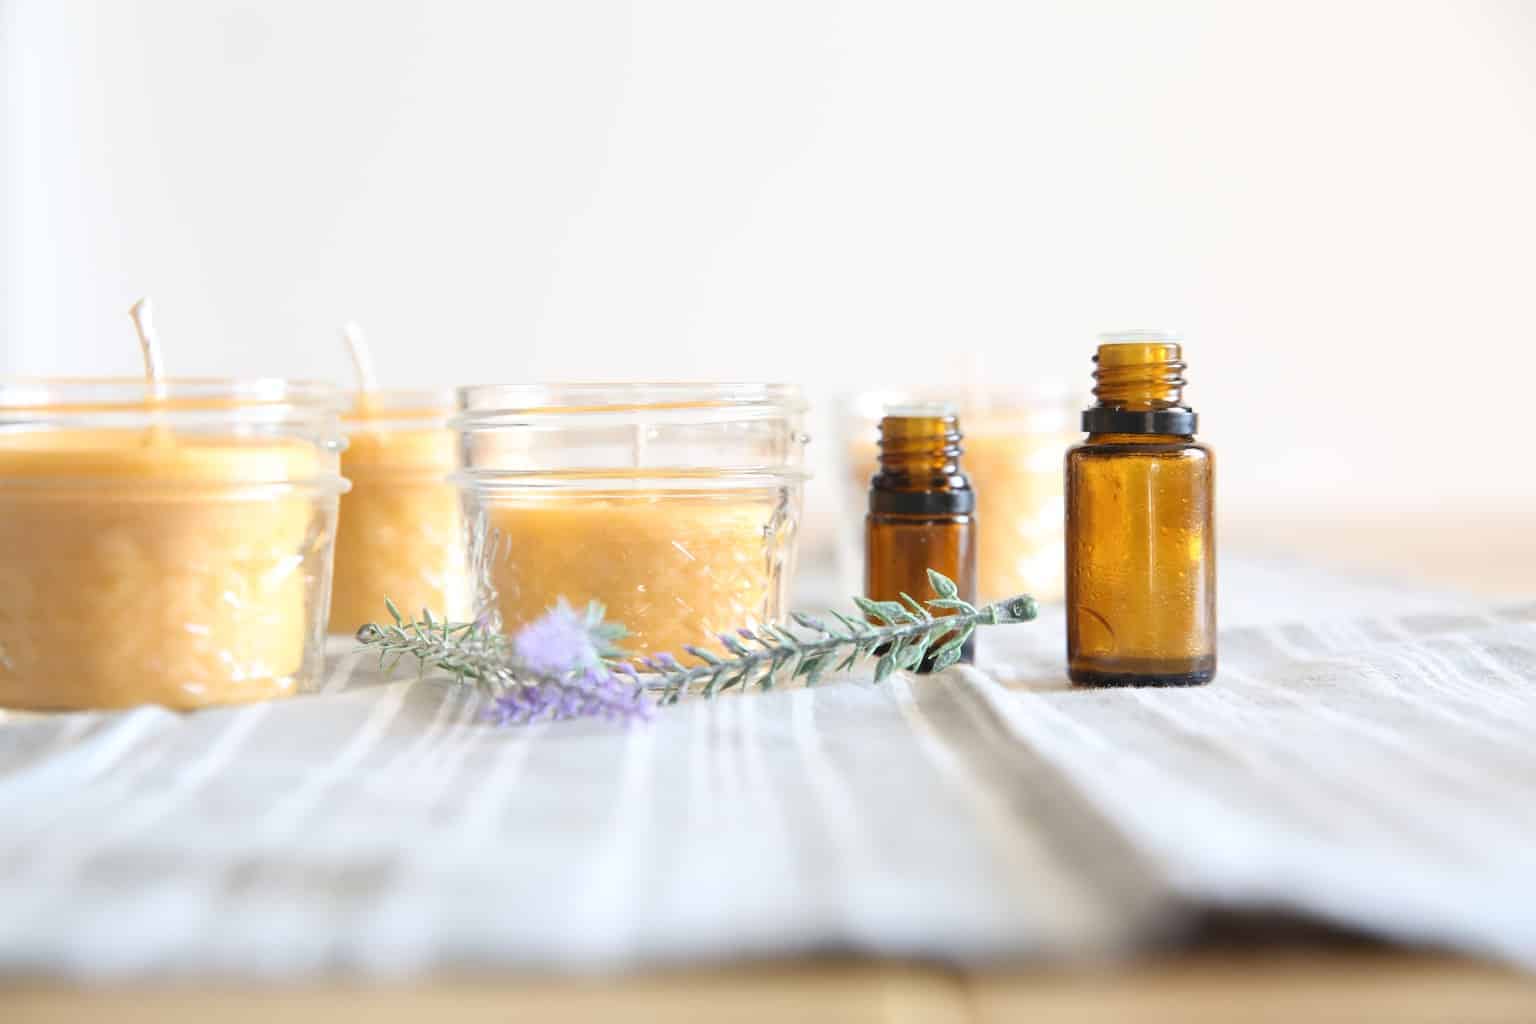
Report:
0,428,340,710
330,400,466,634
962,413,1074,602
478,491,790,658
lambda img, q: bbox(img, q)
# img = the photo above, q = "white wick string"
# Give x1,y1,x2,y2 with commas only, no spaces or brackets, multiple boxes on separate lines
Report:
128,297,167,404
342,321,378,393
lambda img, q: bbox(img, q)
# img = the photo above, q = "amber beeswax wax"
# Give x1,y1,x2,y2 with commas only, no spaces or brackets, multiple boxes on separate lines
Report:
482,492,786,658
0,432,325,710
962,414,1074,602
330,411,465,633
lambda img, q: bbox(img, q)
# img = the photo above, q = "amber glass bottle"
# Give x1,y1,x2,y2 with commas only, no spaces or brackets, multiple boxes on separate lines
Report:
1065,334,1215,686
865,405,979,669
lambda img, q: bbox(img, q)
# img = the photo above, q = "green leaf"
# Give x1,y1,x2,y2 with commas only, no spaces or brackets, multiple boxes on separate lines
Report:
742,630,774,649
873,653,896,682
791,612,830,634
932,625,975,660
717,667,749,694
852,597,910,624
683,645,722,666
930,644,964,672
830,610,869,635
897,638,929,669
768,624,801,648
384,596,403,626
927,569,960,600
852,596,892,625
899,593,933,621
927,598,976,613
585,600,607,627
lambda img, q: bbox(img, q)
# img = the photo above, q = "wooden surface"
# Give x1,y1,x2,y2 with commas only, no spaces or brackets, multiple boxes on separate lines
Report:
5,512,1535,1022
8,953,1536,1023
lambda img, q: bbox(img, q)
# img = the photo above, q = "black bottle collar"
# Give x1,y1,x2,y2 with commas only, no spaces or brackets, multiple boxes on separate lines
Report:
1081,408,1197,435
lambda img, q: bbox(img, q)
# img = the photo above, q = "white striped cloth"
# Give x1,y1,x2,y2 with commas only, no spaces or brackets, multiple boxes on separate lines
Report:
0,557,1533,978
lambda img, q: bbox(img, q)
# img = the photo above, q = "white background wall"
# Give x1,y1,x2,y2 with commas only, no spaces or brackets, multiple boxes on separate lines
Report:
5,0,1535,531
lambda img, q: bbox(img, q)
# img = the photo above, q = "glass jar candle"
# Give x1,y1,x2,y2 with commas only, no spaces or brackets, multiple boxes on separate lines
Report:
0,379,348,710
329,390,468,634
839,384,1078,602
456,383,808,659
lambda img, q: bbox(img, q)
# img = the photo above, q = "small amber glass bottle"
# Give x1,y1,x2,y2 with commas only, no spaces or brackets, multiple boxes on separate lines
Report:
1065,333,1216,686
865,405,979,669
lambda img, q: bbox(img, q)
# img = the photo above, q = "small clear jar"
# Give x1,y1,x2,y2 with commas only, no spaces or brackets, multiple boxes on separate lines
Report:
456,383,808,659
330,389,468,634
839,384,1078,602
0,378,348,711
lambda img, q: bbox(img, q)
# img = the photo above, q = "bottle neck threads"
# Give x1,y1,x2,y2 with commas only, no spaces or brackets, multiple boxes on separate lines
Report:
1083,336,1197,435
870,407,974,515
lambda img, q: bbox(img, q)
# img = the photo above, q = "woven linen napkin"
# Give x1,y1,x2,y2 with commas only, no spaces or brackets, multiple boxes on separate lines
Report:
0,556,1532,978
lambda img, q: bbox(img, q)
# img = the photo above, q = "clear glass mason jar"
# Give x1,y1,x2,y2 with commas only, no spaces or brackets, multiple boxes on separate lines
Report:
330,389,469,634
0,378,348,711
455,383,809,659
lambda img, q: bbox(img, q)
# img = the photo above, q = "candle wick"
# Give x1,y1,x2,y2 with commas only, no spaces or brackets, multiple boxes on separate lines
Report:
342,321,379,394
129,297,168,405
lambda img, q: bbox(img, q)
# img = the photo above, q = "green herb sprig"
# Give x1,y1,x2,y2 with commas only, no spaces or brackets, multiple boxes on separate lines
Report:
643,570,1037,703
355,570,1037,722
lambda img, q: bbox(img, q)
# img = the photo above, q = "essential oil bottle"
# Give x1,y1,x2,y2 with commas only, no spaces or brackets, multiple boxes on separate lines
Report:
865,404,979,670
1065,333,1216,686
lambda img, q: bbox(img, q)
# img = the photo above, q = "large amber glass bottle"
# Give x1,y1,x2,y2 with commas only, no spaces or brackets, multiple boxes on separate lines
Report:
865,405,978,669
1066,334,1215,686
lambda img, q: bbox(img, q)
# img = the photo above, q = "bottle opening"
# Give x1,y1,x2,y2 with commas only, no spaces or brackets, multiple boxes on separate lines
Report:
1084,332,1197,435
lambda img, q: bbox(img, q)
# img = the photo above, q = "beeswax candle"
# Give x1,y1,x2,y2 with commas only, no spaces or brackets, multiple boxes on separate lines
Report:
0,427,340,710
963,412,1074,603
458,383,807,660
0,306,346,711
330,397,466,634
478,490,791,658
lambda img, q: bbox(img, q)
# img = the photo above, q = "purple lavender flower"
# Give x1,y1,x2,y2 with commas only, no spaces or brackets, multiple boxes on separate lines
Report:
486,669,651,726
481,602,653,726
513,601,600,676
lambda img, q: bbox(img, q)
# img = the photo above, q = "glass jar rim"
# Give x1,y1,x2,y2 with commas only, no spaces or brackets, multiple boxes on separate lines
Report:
455,466,809,494
456,381,806,426
0,377,346,413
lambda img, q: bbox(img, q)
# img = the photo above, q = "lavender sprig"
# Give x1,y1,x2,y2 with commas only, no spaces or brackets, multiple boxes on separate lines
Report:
355,570,1037,724
640,570,1037,704
356,598,649,724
